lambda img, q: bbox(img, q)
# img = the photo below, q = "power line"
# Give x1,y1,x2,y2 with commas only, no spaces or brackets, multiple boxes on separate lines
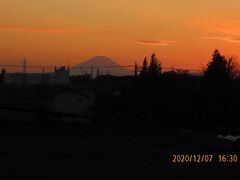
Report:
22,58,27,74
71,65,202,72
0,64,55,68
70,65,134,69
0,63,203,73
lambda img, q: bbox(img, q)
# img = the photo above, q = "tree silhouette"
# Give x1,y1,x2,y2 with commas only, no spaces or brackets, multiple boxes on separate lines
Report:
204,49,230,82
148,53,162,77
140,57,148,77
226,57,240,79
0,68,6,83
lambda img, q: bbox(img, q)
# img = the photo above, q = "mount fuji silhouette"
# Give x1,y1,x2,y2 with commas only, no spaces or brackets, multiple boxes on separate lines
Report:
70,56,132,77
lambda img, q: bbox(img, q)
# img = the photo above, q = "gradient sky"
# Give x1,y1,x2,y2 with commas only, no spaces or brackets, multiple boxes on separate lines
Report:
1,0,240,71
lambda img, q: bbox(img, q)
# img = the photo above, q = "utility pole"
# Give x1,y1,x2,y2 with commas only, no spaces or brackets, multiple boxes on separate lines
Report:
90,65,93,79
22,58,27,84
134,62,138,78
96,68,100,78
22,58,27,74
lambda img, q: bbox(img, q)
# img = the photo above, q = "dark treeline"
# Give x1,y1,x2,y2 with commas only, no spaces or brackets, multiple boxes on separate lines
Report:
1,49,240,127
97,49,240,127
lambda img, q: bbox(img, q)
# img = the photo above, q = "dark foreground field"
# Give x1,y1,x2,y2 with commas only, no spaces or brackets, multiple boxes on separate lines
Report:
1,120,240,180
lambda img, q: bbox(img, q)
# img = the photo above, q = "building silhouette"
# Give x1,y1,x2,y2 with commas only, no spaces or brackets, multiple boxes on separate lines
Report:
4,66,70,84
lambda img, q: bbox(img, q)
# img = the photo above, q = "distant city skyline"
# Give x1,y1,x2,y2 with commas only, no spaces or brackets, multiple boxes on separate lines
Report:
1,0,240,69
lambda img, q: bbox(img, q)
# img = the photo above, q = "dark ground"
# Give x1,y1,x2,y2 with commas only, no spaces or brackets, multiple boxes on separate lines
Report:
1,120,240,180
2,74,240,179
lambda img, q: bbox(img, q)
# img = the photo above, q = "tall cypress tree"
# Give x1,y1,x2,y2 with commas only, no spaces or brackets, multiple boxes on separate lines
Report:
148,53,162,77
140,57,148,77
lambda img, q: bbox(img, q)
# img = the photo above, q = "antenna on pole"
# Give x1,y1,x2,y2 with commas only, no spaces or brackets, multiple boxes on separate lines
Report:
22,58,27,74
90,65,93,79
67,58,70,72
67,58,70,67
134,62,138,77
22,58,27,84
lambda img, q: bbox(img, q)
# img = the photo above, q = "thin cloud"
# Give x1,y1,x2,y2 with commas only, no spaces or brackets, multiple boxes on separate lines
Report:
204,36,240,43
0,26,93,33
185,18,240,35
136,39,175,46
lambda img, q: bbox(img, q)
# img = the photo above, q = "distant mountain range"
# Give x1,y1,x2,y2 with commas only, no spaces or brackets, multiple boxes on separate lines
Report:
70,56,132,77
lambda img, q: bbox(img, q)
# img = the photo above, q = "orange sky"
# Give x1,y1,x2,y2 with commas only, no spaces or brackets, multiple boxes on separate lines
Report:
1,0,240,72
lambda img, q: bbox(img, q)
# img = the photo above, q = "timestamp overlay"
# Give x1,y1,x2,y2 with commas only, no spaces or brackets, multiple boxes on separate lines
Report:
171,154,240,163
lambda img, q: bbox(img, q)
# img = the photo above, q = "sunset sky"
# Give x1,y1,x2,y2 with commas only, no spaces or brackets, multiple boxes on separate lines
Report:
1,0,240,71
